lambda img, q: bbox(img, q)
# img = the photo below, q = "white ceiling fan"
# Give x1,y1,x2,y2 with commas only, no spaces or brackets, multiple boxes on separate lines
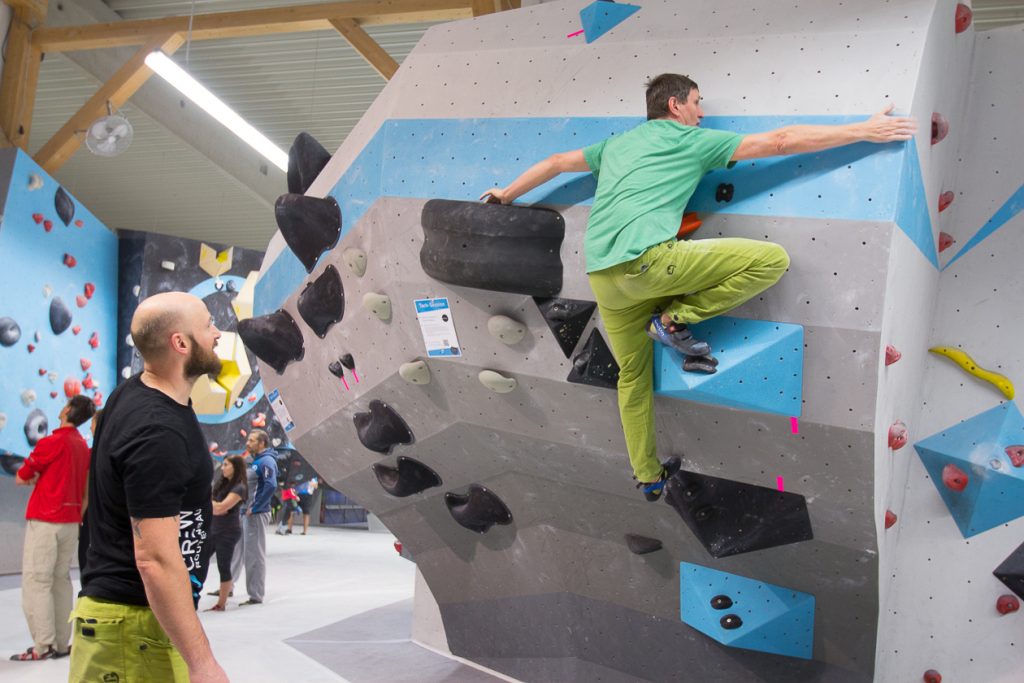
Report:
85,102,133,158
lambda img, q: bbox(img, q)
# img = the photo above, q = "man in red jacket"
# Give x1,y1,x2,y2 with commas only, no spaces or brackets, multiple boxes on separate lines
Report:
10,395,96,662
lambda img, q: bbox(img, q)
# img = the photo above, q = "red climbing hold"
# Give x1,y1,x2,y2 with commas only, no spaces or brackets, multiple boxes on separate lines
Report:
248,395,257,403
84,282,96,299
74,219,84,228
938,232,955,252
209,442,219,453
82,374,96,390
885,510,897,529
251,412,267,428
942,463,969,491
80,358,91,371
931,113,949,145
394,541,403,555
50,391,58,399
32,213,43,224
75,295,87,308
955,3,973,33
92,392,103,407
88,332,99,349
997,594,1020,615
43,220,53,233
938,191,955,212
71,326,81,336
27,343,35,353
885,345,902,366
923,669,942,683
64,378,81,398
37,368,46,376
63,253,77,268
239,429,247,437
888,421,908,450
1006,445,1024,468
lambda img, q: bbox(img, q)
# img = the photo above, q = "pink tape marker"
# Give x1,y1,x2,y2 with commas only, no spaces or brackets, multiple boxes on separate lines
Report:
790,417,799,434
341,376,350,391
567,29,584,38
352,370,360,384
776,476,785,491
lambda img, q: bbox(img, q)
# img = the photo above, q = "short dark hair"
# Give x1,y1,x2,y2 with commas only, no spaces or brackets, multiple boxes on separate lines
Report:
66,395,96,428
131,308,183,362
645,73,699,120
249,429,269,450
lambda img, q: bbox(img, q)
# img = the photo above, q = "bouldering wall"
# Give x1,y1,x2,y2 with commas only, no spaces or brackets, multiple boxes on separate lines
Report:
116,230,292,457
245,1,1017,681
0,148,118,574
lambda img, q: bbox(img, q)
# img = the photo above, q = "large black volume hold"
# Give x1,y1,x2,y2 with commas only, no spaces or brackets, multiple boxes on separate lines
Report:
297,264,345,338
444,484,513,534
353,400,414,454
420,199,565,297
287,132,332,195
275,194,342,273
372,456,442,497
237,309,305,375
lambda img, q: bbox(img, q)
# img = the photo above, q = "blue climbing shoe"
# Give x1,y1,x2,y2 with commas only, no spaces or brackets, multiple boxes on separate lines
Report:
647,316,711,357
637,456,682,502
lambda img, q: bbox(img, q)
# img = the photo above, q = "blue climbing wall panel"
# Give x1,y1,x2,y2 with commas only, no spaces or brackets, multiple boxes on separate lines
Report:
653,316,804,416
913,402,1024,538
945,182,1024,269
680,562,815,660
579,1,641,43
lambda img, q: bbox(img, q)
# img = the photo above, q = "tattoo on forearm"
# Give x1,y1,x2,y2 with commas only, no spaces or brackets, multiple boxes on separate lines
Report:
131,518,143,539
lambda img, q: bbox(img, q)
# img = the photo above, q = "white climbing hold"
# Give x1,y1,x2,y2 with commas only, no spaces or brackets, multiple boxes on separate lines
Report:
487,315,526,345
399,360,431,385
363,292,391,321
27,174,43,191
21,389,37,406
479,370,517,394
161,260,176,271
121,366,132,379
47,371,58,384
132,285,141,297
343,248,367,277
34,331,41,343
0,413,6,430
42,285,52,299
272,438,282,447
125,334,135,347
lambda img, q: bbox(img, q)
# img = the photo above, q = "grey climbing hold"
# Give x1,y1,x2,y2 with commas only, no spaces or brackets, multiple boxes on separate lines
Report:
624,533,663,555
24,408,47,446
487,315,526,345
1,452,25,475
49,297,72,335
55,187,75,226
343,248,367,277
363,292,391,321
0,317,21,346
479,370,517,394
399,360,431,385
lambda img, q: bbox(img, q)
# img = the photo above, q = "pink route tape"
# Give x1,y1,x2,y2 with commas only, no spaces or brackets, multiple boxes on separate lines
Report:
790,417,799,434
777,476,785,491
567,29,584,37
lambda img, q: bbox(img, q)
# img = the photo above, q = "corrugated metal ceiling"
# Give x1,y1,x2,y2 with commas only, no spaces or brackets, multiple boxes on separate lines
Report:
25,1,1024,251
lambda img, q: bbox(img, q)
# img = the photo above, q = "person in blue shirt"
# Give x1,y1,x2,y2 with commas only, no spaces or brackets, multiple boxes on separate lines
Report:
239,430,277,605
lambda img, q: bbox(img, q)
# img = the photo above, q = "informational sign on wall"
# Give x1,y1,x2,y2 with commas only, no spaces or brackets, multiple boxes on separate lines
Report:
414,298,462,357
267,388,295,433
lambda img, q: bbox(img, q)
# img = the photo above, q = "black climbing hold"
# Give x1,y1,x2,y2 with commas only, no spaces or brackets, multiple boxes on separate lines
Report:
664,469,814,559
237,309,305,375
1,452,26,476
49,297,72,335
420,199,565,297
994,540,1024,600
297,264,345,338
710,595,733,610
353,399,413,454
624,533,663,555
55,187,75,226
444,484,513,534
720,614,743,630
372,456,442,497
534,297,597,358
715,183,734,203
339,353,355,370
328,360,345,378
0,317,21,346
274,194,342,273
23,409,48,447
287,132,332,196
566,329,619,390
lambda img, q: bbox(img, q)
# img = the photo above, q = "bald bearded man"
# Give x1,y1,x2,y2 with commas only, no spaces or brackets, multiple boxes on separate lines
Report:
71,292,229,683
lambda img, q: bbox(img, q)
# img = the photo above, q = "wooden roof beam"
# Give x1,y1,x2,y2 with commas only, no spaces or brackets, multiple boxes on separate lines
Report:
329,18,400,80
34,32,186,174
33,0,475,53
0,1,47,150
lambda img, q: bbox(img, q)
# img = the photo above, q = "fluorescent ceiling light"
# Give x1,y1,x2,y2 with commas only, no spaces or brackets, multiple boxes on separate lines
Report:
145,51,289,172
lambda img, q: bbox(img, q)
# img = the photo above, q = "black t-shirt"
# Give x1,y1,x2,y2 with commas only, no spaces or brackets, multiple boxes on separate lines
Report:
211,481,246,536
82,375,213,608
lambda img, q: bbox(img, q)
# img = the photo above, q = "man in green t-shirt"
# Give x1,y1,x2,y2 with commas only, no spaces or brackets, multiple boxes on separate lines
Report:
481,73,915,501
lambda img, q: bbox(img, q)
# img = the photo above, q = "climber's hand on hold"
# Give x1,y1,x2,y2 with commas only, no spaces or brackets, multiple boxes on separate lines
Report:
861,103,917,143
480,188,511,205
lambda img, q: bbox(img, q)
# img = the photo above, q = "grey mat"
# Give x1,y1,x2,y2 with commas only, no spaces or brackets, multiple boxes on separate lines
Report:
285,599,506,683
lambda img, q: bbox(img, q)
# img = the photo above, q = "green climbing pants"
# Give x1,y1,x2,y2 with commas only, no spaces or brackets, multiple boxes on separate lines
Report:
68,595,189,682
588,237,790,483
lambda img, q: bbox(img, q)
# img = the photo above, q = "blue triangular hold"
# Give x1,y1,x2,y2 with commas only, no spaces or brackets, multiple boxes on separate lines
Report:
945,182,1024,269
579,1,641,44
680,562,815,660
913,403,1024,538
653,316,803,417
894,139,939,269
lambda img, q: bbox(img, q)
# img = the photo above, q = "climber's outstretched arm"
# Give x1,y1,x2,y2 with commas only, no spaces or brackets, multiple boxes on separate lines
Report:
732,103,917,161
480,150,588,205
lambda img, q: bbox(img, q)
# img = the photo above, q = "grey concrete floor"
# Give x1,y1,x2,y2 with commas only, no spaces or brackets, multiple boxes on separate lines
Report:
0,526,499,682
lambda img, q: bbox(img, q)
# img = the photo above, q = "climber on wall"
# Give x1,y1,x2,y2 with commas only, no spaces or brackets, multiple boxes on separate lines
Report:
481,73,916,501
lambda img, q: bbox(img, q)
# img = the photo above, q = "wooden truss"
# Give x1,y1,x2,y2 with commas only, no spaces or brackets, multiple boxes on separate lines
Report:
0,0,520,171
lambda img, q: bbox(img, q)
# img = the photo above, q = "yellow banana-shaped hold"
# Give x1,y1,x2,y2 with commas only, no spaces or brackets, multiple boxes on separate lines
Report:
929,346,1015,400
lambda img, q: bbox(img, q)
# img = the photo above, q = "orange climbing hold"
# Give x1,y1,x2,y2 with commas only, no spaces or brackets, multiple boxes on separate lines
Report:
955,3,972,33
942,463,968,491
938,232,955,252
888,421,908,450
676,212,702,240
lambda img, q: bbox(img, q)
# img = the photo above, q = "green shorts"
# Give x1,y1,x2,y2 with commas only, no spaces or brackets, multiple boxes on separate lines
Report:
68,595,188,683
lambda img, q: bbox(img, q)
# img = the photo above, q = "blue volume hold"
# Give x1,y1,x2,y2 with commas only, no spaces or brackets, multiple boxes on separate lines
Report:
579,1,641,44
